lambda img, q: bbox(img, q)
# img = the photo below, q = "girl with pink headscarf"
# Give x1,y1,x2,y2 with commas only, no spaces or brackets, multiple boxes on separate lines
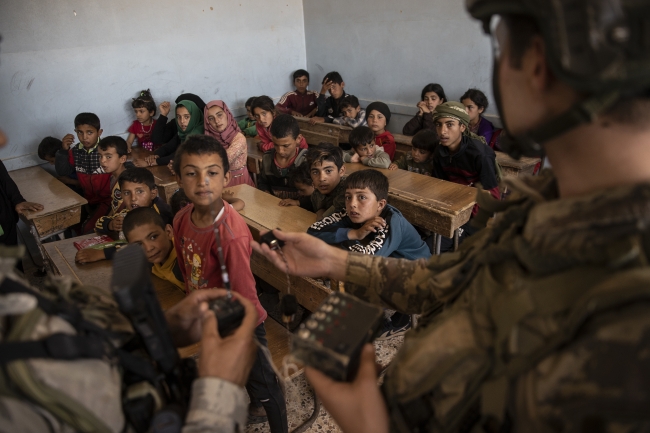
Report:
204,101,255,187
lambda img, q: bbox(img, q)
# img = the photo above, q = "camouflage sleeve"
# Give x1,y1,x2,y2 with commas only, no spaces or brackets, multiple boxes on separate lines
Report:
344,253,442,315
515,303,650,432
182,377,248,433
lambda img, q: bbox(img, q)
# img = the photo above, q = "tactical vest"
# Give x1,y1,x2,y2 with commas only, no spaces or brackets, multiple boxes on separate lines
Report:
381,171,650,432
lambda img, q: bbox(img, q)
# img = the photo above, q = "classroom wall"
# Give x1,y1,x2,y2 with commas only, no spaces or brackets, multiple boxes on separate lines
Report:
0,0,307,170
302,0,497,134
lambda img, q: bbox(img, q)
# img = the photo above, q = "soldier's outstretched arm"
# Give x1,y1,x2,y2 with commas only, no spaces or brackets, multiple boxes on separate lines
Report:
252,230,441,314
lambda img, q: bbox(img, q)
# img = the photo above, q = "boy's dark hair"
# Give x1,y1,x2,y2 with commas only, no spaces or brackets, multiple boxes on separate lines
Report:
288,164,313,188
37,136,63,160
118,167,157,190
170,188,190,216
323,71,343,85
411,130,439,154
173,135,230,176
306,142,344,170
293,69,309,82
345,169,389,202
74,113,101,131
421,83,447,103
461,88,489,111
123,207,166,240
250,95,276,115
339,95,360,111
245,96,257,108
348,126,375,149
132,89,157,116
270,114,300,140
98,136,129,157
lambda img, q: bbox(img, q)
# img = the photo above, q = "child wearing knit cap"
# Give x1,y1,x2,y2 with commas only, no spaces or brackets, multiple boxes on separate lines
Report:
365,101,396,160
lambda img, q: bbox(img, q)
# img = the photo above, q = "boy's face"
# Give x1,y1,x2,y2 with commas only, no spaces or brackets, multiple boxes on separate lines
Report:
44,155,56,165
329,82,345,99
176,152,230,210
310,160,345,196
126,223,174,265
134,107,154,124
367,110,387,134
254,107,274,128
122,181,157,209
342,105,361,119
411,148,433,164
176,106,191,131
461,98,484,123
423,91,443,112
272,134,300,159
354,142,376,159
98,146,127,174
294,75,309,93
75,124,102,149
246,106,254,120
294,181,315,197
435,118,466,149
345,187,386,224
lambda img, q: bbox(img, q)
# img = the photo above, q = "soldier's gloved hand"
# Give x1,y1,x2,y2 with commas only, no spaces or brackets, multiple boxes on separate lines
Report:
305,344,389,433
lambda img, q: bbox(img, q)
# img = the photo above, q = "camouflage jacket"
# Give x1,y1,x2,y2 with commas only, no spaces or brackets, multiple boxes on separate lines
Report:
344,170,650,432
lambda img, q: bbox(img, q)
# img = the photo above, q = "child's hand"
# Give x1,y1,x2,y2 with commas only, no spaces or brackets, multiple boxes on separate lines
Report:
348,217,386,241
61,134,75,150
109,215,125,231
127,144,132,154
133,158,148,167
292,111,304,118
350,153,360,163
144,154,160,166
167,160,175,175
75,248,106,264
159,101,171,117
309,117,325,125
320,78,333,95
278,199,299,207
16,201,44,215
388,163,398,170
417,101,430,115
222,190,234,200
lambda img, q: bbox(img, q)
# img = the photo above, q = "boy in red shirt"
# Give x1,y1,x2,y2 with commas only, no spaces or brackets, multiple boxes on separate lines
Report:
172,135,287,433
365,101,396,160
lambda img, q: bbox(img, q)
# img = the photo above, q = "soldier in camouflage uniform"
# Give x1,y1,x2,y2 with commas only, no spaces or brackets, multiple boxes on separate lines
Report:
253,0,650,432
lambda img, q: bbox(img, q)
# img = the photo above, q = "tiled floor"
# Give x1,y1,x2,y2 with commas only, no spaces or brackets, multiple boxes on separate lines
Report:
245,336,404,433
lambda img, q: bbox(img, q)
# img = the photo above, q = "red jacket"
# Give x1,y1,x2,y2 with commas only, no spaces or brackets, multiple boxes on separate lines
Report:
375,131,396,161
275,90,318,117
55,143,111,205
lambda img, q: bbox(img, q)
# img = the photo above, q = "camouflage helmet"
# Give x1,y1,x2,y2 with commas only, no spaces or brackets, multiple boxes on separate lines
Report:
465,0,650,158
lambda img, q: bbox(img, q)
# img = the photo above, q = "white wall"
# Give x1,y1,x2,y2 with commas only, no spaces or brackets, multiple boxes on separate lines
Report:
302,0,496,133
0,0,306,169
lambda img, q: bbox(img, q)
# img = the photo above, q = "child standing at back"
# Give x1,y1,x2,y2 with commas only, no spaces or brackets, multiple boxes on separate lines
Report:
275,69,319,118
56,113,112,234
365,101,396,160
389,130,438,176
172,135,288,433
252,96,307,152
126,90,157,152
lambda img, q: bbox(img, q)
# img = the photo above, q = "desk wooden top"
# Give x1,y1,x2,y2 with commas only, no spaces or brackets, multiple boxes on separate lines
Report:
392,133,413,146
229,184,317,237
8,166,87,221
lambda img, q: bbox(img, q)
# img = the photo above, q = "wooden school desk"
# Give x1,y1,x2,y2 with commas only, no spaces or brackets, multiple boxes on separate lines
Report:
294,117,351,146
130,148,179,204
8,166,87,270
246,137,264,185
42,233,291,368
344,163,476,253
228,184,334,312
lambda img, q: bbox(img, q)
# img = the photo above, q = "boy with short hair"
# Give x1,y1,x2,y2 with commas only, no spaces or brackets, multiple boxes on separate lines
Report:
123,207,184,291
311,71,348,124
275,69,319,118
56,113,112,234
278,164,315,211
37,136,81,189
388,129,437,175
365,101,396,160
343,126,391,168
172,135,287,433
332,95,367,128
237,97,258,137
95,136,129,219
307,169,429,338
257,114,309,199
307,143,347,219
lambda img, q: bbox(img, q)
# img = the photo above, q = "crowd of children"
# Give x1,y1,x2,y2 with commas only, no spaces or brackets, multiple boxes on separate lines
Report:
2,68,505,433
